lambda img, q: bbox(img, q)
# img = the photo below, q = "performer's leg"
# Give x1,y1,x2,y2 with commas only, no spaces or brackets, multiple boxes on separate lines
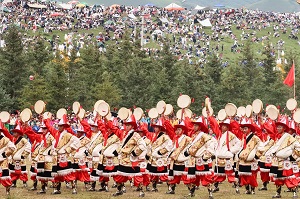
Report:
272,185,282,198
30,180,38,191
151,175,159,192
37,182,47,194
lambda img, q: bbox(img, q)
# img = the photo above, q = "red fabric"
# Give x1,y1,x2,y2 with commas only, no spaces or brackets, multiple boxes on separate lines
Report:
275,177,298,188
239,173,258,187
208,116,221,139
54,173,75,182
99,176,109,182
10,173,28,182
213,173,235,183
173,134,181,148
1,126,14,142
80,119,92,139
283,63,295,87
133,174,150,187
196,174,213,187
260,171,270,182
54,132,60,148
44,119,59,139
24,126,41,144
168,175,182,185
106,121,124,140
182,175,196,185
30,175,36,181
231,120,243,140
184,117,194,136
75,170,90,182
163,120,175,140
0,178,12,187
113,175,130,183
65,126,76,136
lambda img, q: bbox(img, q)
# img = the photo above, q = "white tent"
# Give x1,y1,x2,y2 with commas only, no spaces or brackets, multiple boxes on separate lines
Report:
128,13,136,19
199,18,212,27
27,3,47,8
165,3,184,11
159,18,169,23
58,3,72,9
194,5,205,10
2,0,13,4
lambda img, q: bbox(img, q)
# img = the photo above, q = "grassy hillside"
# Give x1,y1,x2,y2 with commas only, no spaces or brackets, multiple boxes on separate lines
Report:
84,0,300,13
246,0,300,12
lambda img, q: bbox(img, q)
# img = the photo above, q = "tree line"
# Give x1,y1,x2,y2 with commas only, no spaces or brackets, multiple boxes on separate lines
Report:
0,26,299,115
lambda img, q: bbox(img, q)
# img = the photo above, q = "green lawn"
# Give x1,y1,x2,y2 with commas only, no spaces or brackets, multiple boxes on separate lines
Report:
28,21,300,67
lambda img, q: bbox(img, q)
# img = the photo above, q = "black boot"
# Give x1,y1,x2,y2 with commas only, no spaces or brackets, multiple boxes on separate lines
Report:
259,181,268,191
139,185,145,197
113,183,123,196
23,181,28,188
52,183,61,194
292,188,298,198
151,181,158,192
89,182,96,191
6,186,10,195
72,181,77,194
37,182,46,194
188,185,196,197
166,184,175,194
272,185,282,198
245,185,251,194
212,183,219,193
11,181,16,188
98,181,106,192
30,180,38,191
208,185,214,199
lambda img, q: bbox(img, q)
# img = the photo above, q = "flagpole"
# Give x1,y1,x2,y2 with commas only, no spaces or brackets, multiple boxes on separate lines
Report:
294,60,296,99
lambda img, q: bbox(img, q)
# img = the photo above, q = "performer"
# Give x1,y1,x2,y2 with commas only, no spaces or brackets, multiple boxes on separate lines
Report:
112,115,147,197
72,123,91,193
148,118,173,192
266,115,300,198
35,121,55,194
237,118,264,194
97,118,121,192
167,120,192,195
23,124,42,191
0,120,16,195
45,114,80,194
208,118,242,193
9,122,31,188
258,118,276,191
185,116,216,198
133,122,151,193
83,118,105,191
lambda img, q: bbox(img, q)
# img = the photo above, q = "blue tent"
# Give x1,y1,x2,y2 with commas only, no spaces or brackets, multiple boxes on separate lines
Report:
145,3,155,7
214,4,225,7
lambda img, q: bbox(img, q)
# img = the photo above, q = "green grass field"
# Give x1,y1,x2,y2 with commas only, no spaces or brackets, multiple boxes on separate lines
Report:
30,20,299,67
0,176,296,199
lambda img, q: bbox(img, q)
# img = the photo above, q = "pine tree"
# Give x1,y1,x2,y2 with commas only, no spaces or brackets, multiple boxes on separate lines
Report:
0,25,28,109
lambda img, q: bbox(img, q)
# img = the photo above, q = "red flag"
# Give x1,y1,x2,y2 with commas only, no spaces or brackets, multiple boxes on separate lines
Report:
283,64,295,87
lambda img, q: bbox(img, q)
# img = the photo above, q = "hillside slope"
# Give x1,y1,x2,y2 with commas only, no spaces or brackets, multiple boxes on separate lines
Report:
88,0,300,13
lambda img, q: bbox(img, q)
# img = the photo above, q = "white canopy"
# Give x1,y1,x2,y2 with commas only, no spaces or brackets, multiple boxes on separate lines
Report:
160,18,169,23
27,3,47,9
199,18,212,27
194,5,205,10
58,3,72,9
2,0,13,4
165,3,184,11
128,13,136,19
